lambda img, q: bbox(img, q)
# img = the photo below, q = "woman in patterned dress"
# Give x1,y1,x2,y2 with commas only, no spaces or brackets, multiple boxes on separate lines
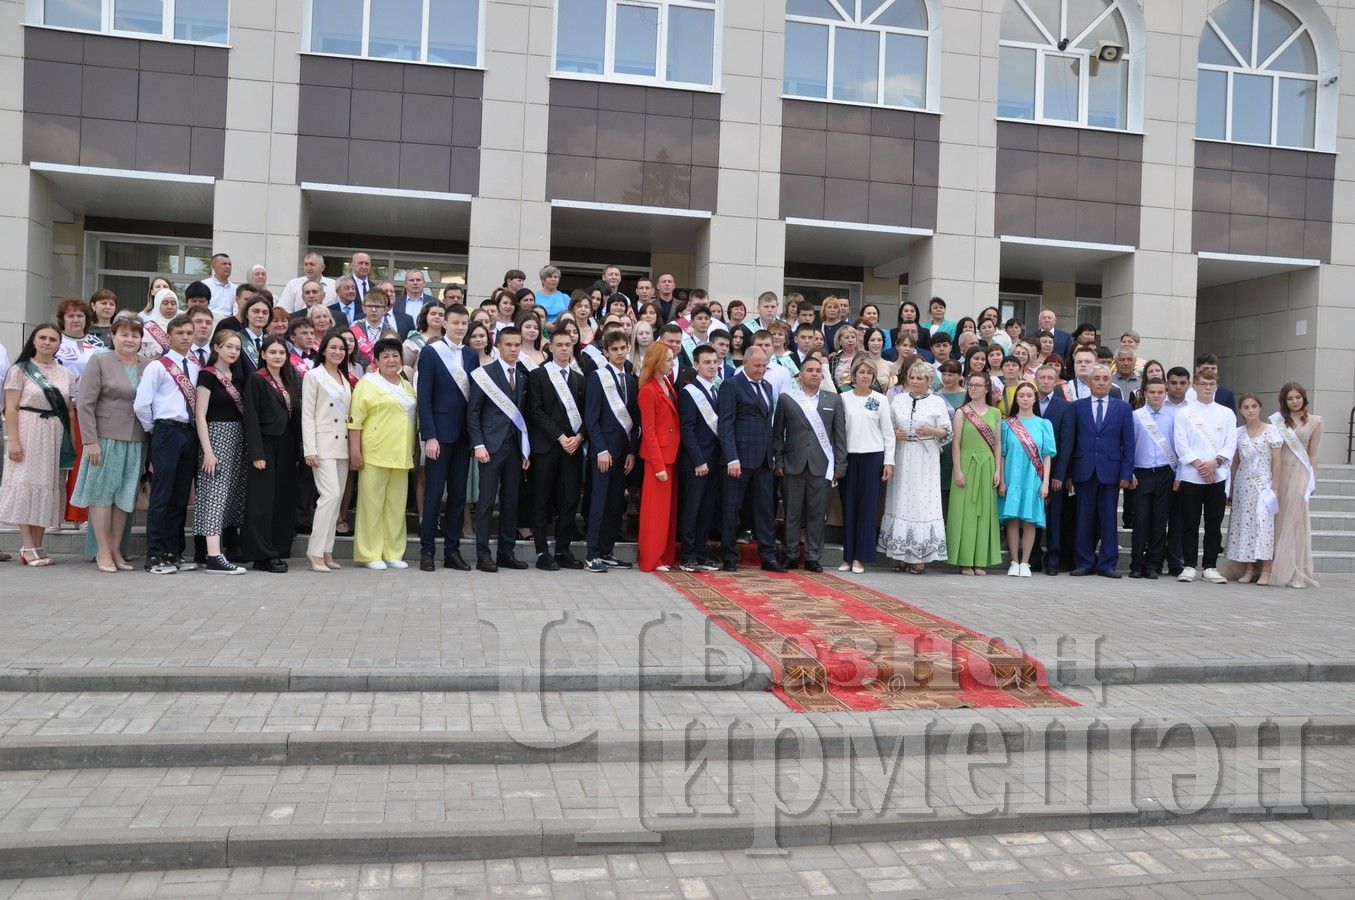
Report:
1224,393,1282,585
193,330,248,574
879,362,952,574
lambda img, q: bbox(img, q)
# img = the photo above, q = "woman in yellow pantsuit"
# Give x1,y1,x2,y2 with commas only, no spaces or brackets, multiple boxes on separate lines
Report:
347,338,417,570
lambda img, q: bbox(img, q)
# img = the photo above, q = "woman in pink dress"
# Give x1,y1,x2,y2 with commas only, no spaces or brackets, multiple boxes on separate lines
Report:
1269,382,1322,589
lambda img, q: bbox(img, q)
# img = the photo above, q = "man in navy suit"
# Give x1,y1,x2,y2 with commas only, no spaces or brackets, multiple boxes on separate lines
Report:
677,345,724,571
327,276,359,328
1038,308,1074,361
583,329,639,573
1035,364,1075,574
467,327,531,572
718,347,783,572
416,304,478,572
525,328,587,571
1063,365,1136,577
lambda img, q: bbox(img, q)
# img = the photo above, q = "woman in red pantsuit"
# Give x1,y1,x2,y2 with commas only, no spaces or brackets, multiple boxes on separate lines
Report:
637,342,681,571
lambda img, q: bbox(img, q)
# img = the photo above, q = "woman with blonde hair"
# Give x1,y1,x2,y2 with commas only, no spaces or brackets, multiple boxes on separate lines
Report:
1270,382,1322,588
628,320,654,371
838,357,895,573
636,342,681,571
879,361,951,573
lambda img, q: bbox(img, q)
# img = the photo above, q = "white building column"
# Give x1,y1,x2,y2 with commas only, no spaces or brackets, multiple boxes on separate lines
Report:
468,0,552,297
694,0,785,300
212,0,306,293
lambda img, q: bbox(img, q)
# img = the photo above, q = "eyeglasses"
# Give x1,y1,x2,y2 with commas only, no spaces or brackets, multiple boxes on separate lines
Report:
363,301,389,309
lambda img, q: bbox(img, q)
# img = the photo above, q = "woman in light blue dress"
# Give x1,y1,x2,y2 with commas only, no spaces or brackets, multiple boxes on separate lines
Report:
999,381,1055,577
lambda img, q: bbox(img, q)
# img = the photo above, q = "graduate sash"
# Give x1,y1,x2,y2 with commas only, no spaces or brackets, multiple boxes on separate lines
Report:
960,405,998,457
548,365,583,434
431,340,471,399
158,355,197,413
1270,411,1316,501
791,388,834,480
362,372,416,423
407,331,426,348
289,351,314,377
471,366,530,457
519,354,540,372
260,370,294,414
19,361,75,469
239,333,261,369
1134,406,1178,468
203,366,243,415
683,382,719,435
142,320,170,353
1181,404,1220,457
314,368,350,418
1006,415,1044,480
350,323,380,367
597,367,634,437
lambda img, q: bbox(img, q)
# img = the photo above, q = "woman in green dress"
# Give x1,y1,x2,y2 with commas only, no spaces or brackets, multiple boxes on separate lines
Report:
946,372,1004,574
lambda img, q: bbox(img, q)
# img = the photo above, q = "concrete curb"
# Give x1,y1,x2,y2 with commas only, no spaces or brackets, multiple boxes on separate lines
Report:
1,803,1351,880
2,716,1349,771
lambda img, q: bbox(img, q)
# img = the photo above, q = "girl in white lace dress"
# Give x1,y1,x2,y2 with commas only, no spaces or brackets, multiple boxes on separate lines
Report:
1224,393,1282,584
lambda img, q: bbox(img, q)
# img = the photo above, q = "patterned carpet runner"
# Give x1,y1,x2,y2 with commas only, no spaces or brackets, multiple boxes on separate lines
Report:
658,569,1076,712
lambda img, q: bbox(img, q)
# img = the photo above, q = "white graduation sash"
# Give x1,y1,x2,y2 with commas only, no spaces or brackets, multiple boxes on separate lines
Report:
581,343,603,363
1270,412,1316,501
792,388,834,480
596,367,634,437
471,366,531,457
683,382,719,435
1134,406,1178,468
315,369,350,418
548,365,583,434
519,355,540,372
362,372,415,423
431,340,471,399
1182,403,1227,481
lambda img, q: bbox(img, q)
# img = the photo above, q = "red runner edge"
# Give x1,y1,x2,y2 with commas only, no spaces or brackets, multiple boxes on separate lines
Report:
657,569,1077,713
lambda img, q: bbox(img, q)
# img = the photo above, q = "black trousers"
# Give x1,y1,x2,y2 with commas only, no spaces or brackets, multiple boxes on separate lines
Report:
475,443,521,561
586,454,627,560
721,464,775,565
1129,466,1173,572
532,443,583,556
146,421,198,561
419,433,469,556
1034,484,1075,571
240,430,299,562
1178,479,1227,569
678,458,722,563
1165,489,1185,570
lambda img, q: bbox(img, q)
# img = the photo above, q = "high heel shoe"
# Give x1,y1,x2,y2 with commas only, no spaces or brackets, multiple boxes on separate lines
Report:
1237,569,1255,584
19,549,52,568
1255,572,1271,586
308,556,331,573
114,560,134,571
96,558,118,574
324,555,341,570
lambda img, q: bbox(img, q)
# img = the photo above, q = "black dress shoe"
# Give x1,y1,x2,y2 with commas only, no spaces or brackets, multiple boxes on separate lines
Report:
443,551,471,571
761,560,787,573
1168,565,1183,577
1069,567,1093,576
804,561,823,573
1144,570,1159,580
1044,567,1059,576
254,558,287,573
476,559,498,573
721,561,738,572
555,553,585,570
420,553,436,572
1098,570,1122,579
498,556,529,570
1127,568,1144,579
536,554,560,571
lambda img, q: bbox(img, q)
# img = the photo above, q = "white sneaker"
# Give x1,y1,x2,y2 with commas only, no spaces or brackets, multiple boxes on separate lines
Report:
385,559,409,569
1008,561,1020,576
1178,567,1196,582
365,560,388,571
1202,567,1226,584
1018,563,1032,577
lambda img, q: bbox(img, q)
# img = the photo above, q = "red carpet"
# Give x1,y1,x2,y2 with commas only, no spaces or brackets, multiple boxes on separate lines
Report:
658,569,1076,712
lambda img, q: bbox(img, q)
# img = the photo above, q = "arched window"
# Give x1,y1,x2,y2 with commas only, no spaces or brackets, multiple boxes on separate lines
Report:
1196,0,1337,150
998,0,1144,130
783,0,940,110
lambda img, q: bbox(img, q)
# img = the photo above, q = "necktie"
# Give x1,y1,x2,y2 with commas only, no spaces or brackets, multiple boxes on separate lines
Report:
507,366,516,393
181,356,191,381
358,280,367,299
195,348,206,366
1095,399,1104,428
614,370,626,403
755,380,769,416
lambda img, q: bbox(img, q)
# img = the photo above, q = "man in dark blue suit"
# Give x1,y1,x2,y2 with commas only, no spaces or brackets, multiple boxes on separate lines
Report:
718,347,783,572
1035,364,1075,574
583,329,639,573
467,327,531,572
416,304,478,572
525,329,587,571
1063,365,1136,577
1038,308,1074,361
677,345,723,571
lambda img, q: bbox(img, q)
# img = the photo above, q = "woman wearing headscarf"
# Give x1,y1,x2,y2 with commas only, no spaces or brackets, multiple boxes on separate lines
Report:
139,287,181,360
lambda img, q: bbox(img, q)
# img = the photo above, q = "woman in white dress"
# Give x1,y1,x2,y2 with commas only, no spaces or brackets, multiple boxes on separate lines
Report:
1224,393,1282,584
878,362,952,574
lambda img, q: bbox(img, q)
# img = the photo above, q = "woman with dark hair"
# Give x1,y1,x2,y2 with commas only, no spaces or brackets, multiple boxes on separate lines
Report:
861,326,896,392
193,329,248,575
635,302,661,331
1072,322,1099,348
514,309,546,369
1270,382,1322,588
1130,360,1165,409
962,345,989,379
946,371,1003,575
838,357,895,573
568,291,596,346
999,381,1054,577
955,316,978,341
71,315,147,572
894,299,931,349
55,296,98,528
729,323,754,366
86,289,120,348
403,302,446,376
348,337,417,570
636,343,681,571
241,335,301,573
514,287,537,317
0,324,74,566
859,304,892,350
726,298,747,328
302,331,353,572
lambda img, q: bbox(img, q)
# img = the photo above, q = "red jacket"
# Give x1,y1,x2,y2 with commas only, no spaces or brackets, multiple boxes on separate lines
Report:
638,376,680,468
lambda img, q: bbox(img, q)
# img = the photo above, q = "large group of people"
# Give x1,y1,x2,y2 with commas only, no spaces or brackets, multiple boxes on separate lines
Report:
0,251,1324,588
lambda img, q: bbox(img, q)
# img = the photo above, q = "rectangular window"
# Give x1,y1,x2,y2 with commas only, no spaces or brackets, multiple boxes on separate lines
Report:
1042,54,1081,122
313,248,469,297
1275,77,1316,148
553,0,719,88
1197,68,1228,140
883,31,926,108
784,21,829,98
833,27,880,104
307,0,484,66
998,45,1036,119
1086,57,1127,129
40,0,229,44
1231,72,1274,144
90,236,212,310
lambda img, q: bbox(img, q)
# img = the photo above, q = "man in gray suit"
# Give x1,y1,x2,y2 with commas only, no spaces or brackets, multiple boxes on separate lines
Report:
773,355,847,572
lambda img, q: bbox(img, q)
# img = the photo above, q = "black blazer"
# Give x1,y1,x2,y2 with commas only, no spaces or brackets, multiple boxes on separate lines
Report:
526,363,585,450
243,373,300,462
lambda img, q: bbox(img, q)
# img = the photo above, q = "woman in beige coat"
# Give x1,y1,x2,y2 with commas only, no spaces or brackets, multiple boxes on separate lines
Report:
301,332,353,571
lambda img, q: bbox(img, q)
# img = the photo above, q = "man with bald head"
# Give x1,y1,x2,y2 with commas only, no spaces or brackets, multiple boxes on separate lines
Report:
1039,308,1074,360
718,346,782,572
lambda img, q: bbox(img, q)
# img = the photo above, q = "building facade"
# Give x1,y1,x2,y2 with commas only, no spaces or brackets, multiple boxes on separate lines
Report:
2,0,1353,461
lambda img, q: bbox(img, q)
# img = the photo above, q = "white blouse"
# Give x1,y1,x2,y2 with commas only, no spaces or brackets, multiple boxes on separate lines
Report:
840,389,897,455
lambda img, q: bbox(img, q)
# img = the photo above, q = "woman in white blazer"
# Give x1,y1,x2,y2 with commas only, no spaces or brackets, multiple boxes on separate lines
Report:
301,332,354,571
